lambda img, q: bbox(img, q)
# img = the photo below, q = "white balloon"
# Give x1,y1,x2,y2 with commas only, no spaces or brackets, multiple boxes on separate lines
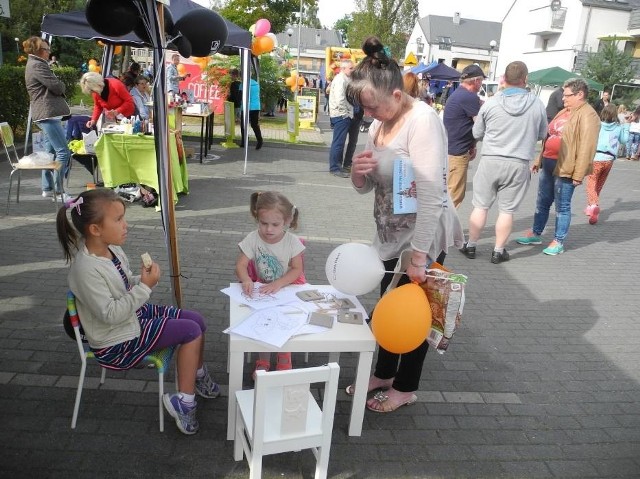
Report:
325,243,385,296
266,32,278,49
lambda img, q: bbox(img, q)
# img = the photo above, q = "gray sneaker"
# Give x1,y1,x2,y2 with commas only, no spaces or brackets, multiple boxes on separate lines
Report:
195,364,220,399
163,393,199,435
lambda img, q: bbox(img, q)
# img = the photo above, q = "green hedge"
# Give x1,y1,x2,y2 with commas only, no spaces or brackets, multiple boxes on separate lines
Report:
0,66,81,139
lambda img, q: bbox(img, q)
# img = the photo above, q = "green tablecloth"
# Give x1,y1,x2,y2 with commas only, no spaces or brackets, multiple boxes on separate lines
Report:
94,133,188,200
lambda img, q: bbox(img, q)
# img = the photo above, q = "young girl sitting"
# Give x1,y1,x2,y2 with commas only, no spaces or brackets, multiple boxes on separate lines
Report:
235,191,306,378
56,189,219,435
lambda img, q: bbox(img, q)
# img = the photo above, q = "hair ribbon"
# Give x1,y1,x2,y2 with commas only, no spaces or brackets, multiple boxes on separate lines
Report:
65,196,84,215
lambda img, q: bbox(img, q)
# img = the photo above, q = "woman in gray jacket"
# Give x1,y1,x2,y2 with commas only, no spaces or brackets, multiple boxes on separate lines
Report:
23,36,71,201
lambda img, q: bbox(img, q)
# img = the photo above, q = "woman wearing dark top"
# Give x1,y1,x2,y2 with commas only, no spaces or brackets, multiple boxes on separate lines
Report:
23,36,72,201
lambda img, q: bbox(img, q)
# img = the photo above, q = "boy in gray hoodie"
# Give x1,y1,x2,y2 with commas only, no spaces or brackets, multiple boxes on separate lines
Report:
460,61,548,263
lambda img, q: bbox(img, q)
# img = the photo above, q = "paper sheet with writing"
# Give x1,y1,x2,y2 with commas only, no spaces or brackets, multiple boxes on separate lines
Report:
223,305,311,348
222,284,370,347
220,282,303,310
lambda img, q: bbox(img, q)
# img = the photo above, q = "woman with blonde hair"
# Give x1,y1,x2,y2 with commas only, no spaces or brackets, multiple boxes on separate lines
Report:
80,71,135,129
23,36,71,201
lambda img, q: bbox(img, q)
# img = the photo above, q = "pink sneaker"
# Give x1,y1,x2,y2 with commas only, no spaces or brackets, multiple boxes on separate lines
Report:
589,205,600,225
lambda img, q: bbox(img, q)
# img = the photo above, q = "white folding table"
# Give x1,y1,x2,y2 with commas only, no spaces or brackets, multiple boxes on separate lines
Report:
226,285,376,440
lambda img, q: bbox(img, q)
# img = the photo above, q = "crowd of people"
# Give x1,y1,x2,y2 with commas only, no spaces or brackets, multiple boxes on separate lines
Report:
22,31,633,436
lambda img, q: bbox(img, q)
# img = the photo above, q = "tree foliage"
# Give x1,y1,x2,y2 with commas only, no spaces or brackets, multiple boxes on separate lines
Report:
346,0,417,59
581,40,635,92
333,15,353,43
218,0,318,33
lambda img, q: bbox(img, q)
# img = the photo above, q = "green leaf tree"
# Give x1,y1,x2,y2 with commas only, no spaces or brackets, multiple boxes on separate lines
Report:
581,39,635,92
333,15,353,44
346,0,417,58
218,0,318,33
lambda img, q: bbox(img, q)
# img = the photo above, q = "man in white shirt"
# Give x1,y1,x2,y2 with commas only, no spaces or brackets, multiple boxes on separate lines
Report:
328,59,354,178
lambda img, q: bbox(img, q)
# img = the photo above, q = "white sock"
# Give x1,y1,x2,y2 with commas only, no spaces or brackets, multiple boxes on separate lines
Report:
196,366,205,379
494,247,504,253
179,392,195,405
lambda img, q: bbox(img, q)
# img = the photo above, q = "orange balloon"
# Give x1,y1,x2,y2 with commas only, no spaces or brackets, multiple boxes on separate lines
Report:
251,41,262,57
114,45,122,55
371,283,432,354
88,59,98,66
285,76,295,86
297,76,305,86
177,64,187,76
256,35,274,54
290,85,297,92
88,64,98,72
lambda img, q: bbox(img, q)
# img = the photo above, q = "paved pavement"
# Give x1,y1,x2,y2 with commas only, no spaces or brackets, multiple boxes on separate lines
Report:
1,119,640,478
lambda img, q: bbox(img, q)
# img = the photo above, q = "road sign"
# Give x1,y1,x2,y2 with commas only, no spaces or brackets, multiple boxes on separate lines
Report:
404,52,418,66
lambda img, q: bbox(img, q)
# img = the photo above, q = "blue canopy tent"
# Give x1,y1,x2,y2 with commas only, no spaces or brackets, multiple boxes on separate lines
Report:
421,63,461,81
410,61,437,75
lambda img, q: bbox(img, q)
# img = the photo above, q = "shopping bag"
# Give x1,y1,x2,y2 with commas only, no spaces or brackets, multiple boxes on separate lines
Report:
82,130,98,155
418,265,467,354
387,250,468,354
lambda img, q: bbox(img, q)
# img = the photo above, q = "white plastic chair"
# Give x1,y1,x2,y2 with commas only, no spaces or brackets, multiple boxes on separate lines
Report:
234,363,340,479
66,292,175,432
0,122,61,214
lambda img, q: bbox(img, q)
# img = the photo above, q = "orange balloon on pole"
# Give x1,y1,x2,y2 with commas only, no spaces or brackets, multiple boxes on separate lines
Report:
88,59,98,66
371,283,432,354
177,64,187,76
114,45,122,55
88,64,99,72
285,76,295,86
297,76,305,86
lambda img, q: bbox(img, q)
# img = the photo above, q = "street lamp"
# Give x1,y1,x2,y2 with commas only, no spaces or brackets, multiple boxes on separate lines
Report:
286,27,293,59
489,39,497,81
14,37,20,55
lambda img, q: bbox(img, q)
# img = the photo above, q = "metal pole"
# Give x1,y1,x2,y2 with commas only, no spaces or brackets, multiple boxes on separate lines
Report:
296,0,302,75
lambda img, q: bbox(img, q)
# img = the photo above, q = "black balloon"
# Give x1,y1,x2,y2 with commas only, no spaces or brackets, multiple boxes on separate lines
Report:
174,9,228,57
85,0,139,37
172,35,192,59
133,5,173,45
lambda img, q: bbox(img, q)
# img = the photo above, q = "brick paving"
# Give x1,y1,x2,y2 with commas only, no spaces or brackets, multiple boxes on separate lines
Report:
1,120,639,478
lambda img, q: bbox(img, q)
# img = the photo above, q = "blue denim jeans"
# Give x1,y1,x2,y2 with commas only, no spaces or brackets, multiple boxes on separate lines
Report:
532,157,577,243
329,115,351,172
626,131,640,159
38,118,71,192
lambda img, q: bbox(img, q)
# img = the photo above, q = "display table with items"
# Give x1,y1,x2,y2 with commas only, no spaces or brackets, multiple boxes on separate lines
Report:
93,133,188,201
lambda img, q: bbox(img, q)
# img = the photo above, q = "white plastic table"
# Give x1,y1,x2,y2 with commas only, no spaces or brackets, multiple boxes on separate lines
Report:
226,285,376,440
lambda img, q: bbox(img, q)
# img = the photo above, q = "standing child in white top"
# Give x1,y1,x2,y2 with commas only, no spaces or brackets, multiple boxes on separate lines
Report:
235,191,306,378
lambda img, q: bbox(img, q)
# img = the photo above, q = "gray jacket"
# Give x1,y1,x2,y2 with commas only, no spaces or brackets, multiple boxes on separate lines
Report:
473,88,547,162
25,54,70,121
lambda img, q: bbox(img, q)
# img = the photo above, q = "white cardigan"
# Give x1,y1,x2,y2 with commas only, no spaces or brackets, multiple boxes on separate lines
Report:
69,243,151,348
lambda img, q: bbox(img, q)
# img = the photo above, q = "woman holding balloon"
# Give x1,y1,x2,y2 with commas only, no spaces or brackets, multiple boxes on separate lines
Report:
347,37,463,413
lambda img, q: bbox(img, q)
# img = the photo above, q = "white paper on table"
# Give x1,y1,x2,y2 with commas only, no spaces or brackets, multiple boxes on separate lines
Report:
221,282,304,310
223,305,311,348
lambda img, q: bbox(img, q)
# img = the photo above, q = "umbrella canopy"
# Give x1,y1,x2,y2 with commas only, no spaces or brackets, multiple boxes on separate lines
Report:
410,60,437,75
528,66,603,91
422,62,461,81
41,1,251,53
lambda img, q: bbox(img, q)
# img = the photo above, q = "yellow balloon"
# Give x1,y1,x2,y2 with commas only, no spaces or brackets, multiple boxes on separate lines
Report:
371,283,432,354
88,64,98,72
88,59,98,66
297,76,305,86
290,69,298,78
285,76,295,86
249,24,256,35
